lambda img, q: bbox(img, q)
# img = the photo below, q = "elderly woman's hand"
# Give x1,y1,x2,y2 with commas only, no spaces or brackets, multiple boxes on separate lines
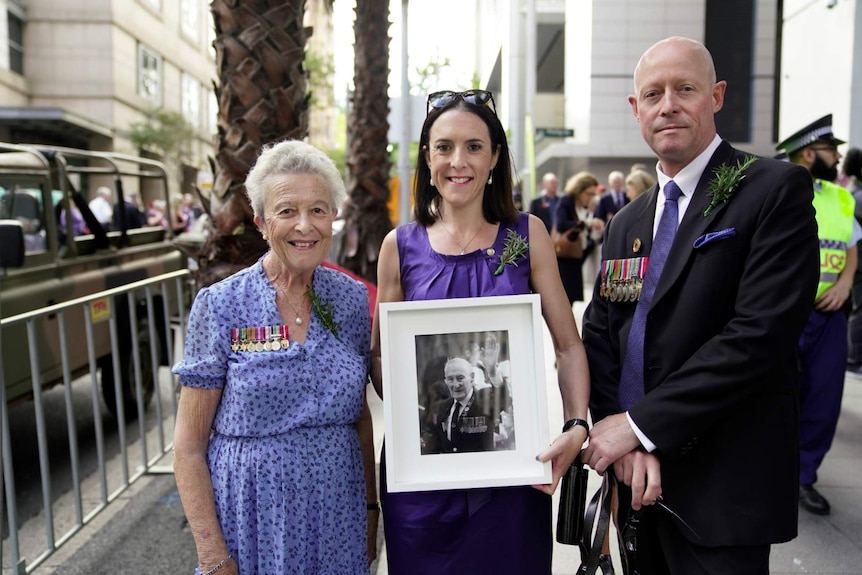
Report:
367,506,379,565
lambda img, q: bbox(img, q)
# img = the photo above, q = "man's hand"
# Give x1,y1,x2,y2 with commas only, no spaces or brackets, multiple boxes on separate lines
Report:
581,413,641,473
815,280,851,312
612,450,662,510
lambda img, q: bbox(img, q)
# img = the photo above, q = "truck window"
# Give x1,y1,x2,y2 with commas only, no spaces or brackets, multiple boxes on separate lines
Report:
0,187,47,253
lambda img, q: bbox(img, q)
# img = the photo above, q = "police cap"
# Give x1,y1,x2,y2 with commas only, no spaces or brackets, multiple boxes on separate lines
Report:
776,114,845,155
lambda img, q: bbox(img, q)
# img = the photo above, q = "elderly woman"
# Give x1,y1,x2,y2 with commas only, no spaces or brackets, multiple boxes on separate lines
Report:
173,140,377,575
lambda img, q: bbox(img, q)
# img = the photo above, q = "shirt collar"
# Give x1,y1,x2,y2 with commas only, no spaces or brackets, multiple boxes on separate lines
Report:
655,134,723,198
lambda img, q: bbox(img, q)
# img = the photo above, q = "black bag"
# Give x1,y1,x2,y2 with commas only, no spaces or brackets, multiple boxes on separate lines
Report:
556,454,589,545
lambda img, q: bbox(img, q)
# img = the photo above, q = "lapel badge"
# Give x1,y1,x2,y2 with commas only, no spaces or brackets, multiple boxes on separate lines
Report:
632,238,642,253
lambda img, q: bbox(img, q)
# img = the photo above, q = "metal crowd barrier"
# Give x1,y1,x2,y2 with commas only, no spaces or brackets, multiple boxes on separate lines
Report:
1,270,192,574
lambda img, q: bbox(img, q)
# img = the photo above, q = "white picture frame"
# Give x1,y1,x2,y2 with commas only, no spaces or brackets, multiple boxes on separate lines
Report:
380,294,551,492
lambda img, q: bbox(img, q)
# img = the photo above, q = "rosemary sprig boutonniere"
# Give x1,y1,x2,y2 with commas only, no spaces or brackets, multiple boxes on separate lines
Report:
306,286,340,340
703,155,758,217
493,229,529,276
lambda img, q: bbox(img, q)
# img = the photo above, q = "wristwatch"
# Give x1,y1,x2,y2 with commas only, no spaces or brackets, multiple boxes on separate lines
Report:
562,418,590,434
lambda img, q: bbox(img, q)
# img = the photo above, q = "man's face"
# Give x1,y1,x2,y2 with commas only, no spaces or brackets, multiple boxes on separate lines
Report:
808,144,842,182
444,359,474,401
543,175,558,197
609,174,624,192
628,39,726,177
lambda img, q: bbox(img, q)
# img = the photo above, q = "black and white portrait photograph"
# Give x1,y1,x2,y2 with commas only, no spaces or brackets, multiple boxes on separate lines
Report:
415,331,516,455
379,294,550,492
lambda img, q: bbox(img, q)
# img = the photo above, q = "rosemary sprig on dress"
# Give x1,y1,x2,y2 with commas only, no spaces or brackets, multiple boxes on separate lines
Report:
703,155,757,217
493,229,530,276
306,285,340,340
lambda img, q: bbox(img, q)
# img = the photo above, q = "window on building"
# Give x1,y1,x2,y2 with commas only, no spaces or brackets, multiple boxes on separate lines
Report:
182,73,201,129
7,11,24,74
138,44,163,105
180,0,200,42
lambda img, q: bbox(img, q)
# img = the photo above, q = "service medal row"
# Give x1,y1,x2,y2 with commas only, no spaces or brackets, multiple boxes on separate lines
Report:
231,325,290,352
599,257,649,303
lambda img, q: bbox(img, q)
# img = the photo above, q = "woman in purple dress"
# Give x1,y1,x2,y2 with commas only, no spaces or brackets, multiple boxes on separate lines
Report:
371,90,591,574
173,141,378,575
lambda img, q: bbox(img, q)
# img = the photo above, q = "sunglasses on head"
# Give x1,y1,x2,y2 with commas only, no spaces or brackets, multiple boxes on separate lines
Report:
426,90,496,115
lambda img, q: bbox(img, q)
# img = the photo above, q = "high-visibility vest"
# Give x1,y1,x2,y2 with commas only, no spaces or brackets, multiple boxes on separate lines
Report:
813,179,855,300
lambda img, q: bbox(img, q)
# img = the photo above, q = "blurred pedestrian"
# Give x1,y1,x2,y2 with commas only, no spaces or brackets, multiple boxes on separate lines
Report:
844,148,862,372
593,170,628,223
88,186,114,228
624,169,656,201
529,172,560,233
555,171,602,304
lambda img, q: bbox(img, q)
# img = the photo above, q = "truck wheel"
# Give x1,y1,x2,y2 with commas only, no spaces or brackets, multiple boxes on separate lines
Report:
99,322,157,419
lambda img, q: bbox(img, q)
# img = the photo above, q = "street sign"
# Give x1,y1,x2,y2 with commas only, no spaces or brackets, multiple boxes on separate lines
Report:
535,127,574,140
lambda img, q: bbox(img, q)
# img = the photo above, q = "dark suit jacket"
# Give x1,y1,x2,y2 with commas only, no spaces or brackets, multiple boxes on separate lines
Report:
582,141,819,547
430,387,505,453
593,189,629,223
529,194,557,233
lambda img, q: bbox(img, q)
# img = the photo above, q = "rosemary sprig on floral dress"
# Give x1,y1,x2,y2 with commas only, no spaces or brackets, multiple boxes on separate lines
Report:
306,285,340,340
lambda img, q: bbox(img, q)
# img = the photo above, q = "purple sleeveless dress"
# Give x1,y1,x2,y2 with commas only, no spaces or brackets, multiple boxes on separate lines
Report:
381,212,553,575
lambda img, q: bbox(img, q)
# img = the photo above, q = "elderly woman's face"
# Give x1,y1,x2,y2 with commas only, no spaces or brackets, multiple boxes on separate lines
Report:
256,173,336,272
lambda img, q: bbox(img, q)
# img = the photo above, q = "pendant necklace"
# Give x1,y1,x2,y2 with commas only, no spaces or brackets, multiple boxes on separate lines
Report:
442,221,483,255
284,291,308,325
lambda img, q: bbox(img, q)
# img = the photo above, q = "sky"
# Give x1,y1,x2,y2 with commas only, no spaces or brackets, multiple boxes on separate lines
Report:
332,0,479,104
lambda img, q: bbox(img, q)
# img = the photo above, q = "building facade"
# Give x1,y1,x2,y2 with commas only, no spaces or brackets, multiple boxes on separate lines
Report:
475,0,860,200
0,0,217,201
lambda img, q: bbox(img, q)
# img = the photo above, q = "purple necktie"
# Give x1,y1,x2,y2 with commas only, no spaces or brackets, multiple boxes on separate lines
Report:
618,180,682,410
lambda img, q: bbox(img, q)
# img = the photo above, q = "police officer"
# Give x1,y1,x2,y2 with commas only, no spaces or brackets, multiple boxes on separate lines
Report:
777,114,861,515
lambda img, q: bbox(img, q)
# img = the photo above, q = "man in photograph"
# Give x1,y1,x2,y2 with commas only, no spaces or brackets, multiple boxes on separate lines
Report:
430,357,510,454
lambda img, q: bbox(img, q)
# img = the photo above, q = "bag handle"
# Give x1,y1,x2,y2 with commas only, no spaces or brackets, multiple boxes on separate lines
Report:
577,472,615,575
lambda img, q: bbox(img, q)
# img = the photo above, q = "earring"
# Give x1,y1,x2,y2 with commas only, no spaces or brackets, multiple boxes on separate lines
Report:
430,180,436,188
262,233,268,241
487,173,493,185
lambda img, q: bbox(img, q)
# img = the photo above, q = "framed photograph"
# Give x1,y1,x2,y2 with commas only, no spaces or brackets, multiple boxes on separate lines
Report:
380,294,551,492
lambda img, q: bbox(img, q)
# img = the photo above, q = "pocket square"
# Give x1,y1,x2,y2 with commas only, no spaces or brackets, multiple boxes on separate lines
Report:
693,227,736,249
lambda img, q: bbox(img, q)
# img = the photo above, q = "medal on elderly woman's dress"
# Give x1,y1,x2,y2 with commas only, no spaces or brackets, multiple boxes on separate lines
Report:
280,324,290,349
231,328,240,352
254,326,265,352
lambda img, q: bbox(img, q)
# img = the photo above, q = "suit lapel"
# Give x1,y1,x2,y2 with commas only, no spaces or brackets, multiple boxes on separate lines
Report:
626,185,659,259
651,141,737,308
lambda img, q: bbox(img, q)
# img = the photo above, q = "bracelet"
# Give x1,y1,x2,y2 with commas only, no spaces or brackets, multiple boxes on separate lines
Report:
200,554,232,575
562,418,589,434
367,501,380,512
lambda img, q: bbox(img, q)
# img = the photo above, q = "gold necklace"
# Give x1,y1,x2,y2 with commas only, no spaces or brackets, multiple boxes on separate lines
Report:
283,290,308,325
441,221,484,255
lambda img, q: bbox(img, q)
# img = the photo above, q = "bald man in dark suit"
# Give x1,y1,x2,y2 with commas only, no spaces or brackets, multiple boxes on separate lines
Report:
581,37,819,574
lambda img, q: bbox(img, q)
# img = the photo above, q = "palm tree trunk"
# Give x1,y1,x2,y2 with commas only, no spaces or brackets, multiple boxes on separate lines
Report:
199,0,311,287
337,0,393,284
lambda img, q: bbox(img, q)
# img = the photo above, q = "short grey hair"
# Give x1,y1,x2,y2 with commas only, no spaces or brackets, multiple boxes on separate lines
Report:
244,140,347,222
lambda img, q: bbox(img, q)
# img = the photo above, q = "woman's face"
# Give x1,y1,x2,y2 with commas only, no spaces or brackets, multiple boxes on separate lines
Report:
425,108,500,211
576,185,597,208
626,182,639,201
255,173,336,274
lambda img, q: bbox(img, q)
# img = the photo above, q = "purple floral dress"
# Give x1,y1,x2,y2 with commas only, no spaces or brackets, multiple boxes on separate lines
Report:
382,212,553,575
173,260,371,575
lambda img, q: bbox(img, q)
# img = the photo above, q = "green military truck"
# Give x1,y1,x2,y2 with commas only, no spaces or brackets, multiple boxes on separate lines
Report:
0,143,187,416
